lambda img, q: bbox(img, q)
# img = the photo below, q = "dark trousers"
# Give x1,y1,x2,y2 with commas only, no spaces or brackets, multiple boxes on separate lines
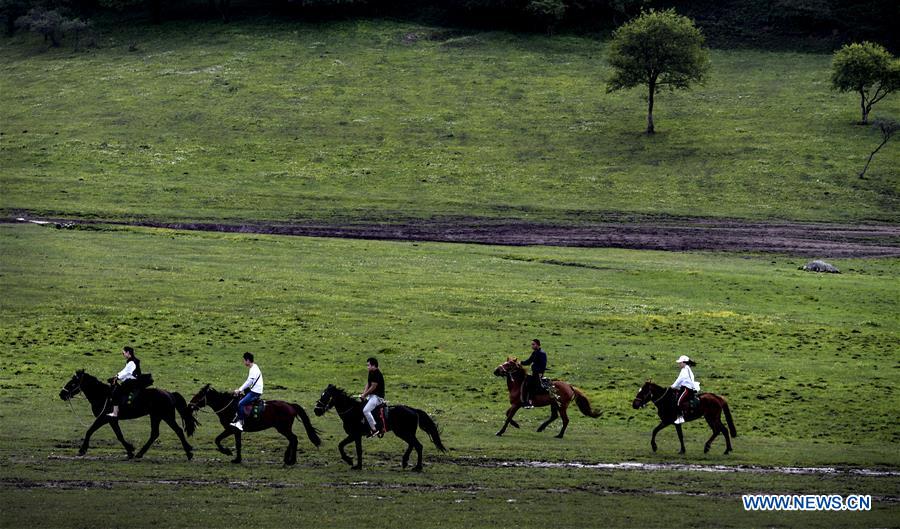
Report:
677,388,695,416
521,373,544,403
111,379,137,408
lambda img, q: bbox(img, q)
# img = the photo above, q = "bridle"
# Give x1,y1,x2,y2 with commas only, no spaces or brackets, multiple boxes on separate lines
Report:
637,385,670,408
316,390,355,417
61,372,110,425
190,388,235,415
496,362,524,381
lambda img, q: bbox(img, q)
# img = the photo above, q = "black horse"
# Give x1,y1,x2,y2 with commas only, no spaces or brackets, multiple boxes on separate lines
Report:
188,384,321,465
313,385,446,471
632,380,737,455
59,370,197,459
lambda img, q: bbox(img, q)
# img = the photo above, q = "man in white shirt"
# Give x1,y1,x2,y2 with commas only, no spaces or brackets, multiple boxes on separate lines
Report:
230,352,263,431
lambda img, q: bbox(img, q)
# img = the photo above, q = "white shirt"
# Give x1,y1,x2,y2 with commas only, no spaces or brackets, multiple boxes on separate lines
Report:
671,366,699,391
116,361,137,382
238,364,263,394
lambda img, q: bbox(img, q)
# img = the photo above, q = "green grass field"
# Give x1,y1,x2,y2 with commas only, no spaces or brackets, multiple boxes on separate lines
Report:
1,223,898,527
1,16,899,528
1,19,899,225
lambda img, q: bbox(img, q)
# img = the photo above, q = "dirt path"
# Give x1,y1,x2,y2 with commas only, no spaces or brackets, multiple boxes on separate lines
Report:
10,215,900,257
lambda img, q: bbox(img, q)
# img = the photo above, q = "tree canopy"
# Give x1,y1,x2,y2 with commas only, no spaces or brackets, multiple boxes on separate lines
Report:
831,41,900,124
606,9,709,134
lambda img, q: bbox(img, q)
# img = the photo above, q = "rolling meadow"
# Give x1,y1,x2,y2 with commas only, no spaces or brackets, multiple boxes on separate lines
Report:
1,16,899,529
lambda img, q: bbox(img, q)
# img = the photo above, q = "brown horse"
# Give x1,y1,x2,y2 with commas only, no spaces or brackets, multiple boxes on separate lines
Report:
493,357,601,438
188,384,321,465
632,380,737,454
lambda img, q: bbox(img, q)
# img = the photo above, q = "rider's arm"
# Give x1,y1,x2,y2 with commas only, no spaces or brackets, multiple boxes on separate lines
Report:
116,361,136,382
671,368,689,389
236,365,260,393
360,381,378,398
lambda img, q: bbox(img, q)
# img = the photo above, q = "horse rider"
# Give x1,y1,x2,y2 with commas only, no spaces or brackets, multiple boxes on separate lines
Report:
360,357,385,437
230,352,263,431
107,346,141,418
520,339,547,409
672,354,700,424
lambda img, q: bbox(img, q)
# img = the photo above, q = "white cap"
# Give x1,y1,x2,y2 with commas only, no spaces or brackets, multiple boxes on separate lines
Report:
676,355,691,363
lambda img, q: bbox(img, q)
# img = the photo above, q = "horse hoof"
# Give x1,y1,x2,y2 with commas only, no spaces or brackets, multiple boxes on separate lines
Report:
351,465,362,471
126,452,135,460
495,432,504,437
651,445,657,453
218,448,233,456
554,434,564,439
77,450,86,457
704,446,711,454
412,466,423,473
186,452,194,461
231,458,242,464
679,450,686,455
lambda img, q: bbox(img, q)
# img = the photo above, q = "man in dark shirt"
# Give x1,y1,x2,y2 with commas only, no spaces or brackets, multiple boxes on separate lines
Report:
520,339,547,408
360,357,386,436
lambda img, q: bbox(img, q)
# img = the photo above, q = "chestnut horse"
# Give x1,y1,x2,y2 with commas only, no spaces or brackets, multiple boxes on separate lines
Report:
188,384,321,465
632,380,737,454
493,357,601,438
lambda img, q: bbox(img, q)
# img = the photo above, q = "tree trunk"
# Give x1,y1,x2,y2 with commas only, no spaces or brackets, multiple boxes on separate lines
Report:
859,138,888,178
646,78,656,134
860,90,869,125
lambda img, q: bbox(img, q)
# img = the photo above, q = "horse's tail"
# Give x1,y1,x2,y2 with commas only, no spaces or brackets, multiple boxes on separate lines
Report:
573,387,602,418
292,403,322,447
172,392,198,437
414,409,447,452
722,400,737,438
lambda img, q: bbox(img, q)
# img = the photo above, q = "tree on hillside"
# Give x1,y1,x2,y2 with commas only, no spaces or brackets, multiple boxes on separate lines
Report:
831,42,900,125
526,0,566,35
858,117,898,179
606,9,709,134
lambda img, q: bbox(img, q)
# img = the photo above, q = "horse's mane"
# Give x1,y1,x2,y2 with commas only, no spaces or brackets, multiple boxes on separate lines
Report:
76,370,106,387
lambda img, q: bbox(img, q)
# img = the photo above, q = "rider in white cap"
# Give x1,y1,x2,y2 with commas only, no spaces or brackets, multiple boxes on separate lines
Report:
671,355,699,424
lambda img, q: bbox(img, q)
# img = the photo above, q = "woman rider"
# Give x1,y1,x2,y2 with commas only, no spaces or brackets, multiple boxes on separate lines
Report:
107,346,140,418
671,354,700,424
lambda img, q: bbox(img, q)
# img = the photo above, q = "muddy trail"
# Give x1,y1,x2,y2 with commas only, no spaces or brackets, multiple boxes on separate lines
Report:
10,215,900,257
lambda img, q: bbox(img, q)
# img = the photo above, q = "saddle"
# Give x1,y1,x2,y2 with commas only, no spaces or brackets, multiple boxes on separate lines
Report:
361,403,389,435
123,373,154,406
241,400,266,420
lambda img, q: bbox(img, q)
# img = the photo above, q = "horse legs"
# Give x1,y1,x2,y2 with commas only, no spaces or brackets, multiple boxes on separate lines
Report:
675,423,686,454
136,416,161,459
277,424,298,466
536,404,558,432
163,414,194,460
215,430,234,456
231,432,242,464
338,435,356,468
397,429,424,472
107,419,135,458
77,416,109,456
704,415,725,454
496,404,521,436
649,421,668,452
554,405,570,439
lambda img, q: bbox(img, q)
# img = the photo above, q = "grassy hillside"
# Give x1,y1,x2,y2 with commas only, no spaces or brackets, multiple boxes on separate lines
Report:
0,223,898,526
2,19,898,225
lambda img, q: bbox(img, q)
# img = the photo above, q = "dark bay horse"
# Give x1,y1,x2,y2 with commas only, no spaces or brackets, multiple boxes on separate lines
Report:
632,380,737,454
313,385,446,472
493,357,601,438
59,370,196,459
187,384,321,465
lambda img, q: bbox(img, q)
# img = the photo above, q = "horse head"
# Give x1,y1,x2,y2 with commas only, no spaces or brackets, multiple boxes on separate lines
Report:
59,369,86,401
493,357,523,378
314,384,337,416
632,379,659,409
188,384,212,412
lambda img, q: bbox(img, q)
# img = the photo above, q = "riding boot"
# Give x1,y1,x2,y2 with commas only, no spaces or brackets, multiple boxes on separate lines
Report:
230,419,244,431
106,405,119,418
674,415,685,424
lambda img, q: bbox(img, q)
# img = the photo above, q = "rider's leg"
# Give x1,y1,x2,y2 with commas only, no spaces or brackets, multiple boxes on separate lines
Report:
362,396,380,436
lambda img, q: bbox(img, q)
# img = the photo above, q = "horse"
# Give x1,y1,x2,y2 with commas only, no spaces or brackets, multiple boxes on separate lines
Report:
59,369,196,459
493,357,602,438
187,384,321,465
313,385,446,472
632,380,737,454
